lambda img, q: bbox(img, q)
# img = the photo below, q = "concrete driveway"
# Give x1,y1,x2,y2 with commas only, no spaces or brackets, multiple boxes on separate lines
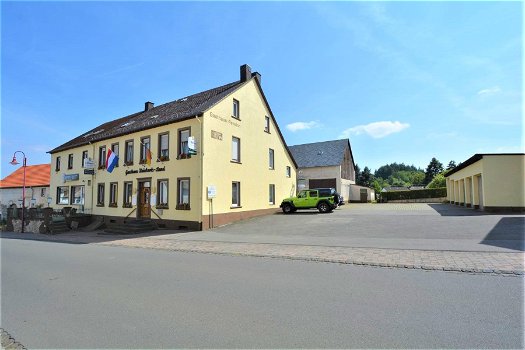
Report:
178,203,525,253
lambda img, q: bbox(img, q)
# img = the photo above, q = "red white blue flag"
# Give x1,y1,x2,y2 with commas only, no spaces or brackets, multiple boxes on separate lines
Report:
106,149,118,173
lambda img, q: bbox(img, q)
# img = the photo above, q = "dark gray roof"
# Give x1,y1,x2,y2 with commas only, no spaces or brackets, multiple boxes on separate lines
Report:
49,80,244,153
289,139,352,168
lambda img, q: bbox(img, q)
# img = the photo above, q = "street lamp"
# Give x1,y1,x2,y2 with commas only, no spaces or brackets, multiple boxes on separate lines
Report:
10,151,27,233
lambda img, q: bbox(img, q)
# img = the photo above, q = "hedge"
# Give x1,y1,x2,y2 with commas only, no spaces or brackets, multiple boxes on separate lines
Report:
383,187,447,201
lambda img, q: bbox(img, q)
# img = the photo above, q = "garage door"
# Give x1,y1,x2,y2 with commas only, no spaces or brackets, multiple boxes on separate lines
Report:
309,178,337,189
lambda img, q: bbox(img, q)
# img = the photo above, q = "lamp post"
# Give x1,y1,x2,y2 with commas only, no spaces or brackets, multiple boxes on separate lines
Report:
10,151,27,233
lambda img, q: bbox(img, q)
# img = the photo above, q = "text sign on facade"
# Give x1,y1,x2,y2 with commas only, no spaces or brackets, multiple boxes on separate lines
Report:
84,169,95,175
63,173,79,182
83,159,95,169
207,185,216,199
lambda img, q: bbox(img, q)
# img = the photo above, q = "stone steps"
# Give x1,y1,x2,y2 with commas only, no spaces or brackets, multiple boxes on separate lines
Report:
102,220,157,235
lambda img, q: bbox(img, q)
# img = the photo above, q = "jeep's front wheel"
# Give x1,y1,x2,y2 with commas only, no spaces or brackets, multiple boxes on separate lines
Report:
282,203,293,214
317,201,331,213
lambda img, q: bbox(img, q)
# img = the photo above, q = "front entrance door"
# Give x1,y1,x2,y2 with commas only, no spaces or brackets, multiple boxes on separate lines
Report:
138,181,151,219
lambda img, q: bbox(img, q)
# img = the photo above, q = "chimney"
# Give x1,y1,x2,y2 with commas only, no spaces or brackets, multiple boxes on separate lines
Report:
240,64,251,82
251,71,261,85
145,101,154,111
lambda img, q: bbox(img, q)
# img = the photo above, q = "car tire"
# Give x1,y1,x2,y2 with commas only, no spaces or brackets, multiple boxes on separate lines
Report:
282,203,293,214
317,201,330,213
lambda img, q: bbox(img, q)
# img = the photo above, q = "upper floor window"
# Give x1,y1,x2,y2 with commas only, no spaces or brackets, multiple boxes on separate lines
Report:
265,116,270,133
125,140,134,165
232,137,240,163
82,151,88,168
178,128,190,157
269,148,274,170
68,154,74,169
55,156,61,171
158,133,169,161
232,99,240,119
286,166,291,178
140,137,151,164
98,146,106,169
111,143,119,167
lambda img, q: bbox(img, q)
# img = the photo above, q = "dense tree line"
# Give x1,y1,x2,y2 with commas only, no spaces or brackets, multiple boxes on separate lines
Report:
355,157,454,194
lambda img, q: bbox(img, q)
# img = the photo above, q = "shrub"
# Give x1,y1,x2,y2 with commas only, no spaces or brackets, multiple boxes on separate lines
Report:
384,188,447,201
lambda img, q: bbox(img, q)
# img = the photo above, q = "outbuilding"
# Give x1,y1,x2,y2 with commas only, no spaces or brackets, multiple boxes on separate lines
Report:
444,153,524,212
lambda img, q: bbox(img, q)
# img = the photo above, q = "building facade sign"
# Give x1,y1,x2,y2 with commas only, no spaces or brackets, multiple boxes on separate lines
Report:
125,166,166,176
63,173,79,182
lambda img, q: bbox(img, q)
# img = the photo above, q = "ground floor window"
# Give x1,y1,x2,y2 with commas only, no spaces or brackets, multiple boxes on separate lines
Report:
232,181,241,207
56,186,69,205
109,182,118,207
97,183,105,206
158,179,169,208
123,182,133,207
70,185,85,205
269,184,275,205
177,178,190,210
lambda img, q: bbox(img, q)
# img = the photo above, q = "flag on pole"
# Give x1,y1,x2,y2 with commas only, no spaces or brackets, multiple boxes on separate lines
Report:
106,149,119,173
146,148,152,166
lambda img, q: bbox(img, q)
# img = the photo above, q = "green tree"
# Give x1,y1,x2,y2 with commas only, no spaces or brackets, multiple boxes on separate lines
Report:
354,164,361,183
424,157,444,185
446,160,456,170
427,173,446,189
358,166,373,187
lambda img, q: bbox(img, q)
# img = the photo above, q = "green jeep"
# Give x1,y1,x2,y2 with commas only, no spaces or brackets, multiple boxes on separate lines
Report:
280,188,337,214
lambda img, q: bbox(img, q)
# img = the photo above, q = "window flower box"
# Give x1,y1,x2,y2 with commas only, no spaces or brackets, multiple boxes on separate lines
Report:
176,203,191,210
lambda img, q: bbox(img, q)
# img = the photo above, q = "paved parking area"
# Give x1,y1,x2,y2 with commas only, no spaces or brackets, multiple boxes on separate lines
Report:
2,203,524,275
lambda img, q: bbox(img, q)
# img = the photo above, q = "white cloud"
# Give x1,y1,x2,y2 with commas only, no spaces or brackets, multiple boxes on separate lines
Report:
477,86,501,96
286,121,321,132
340,121,410,139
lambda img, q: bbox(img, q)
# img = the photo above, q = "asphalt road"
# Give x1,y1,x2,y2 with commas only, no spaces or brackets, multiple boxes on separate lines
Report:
2,238,523,349
184,203,525,252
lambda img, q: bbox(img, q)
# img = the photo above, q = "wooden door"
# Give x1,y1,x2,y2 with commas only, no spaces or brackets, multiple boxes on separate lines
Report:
138,186,151,218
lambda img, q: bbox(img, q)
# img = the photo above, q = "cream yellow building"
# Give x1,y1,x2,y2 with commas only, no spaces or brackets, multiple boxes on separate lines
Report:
444,153,525,212
49,65,297,230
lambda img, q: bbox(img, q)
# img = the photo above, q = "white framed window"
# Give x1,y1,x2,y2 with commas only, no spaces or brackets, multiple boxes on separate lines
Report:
109,183,118,206
82,151,88,168
68,154,74,169
98,146,106,168
269,184,275,205
159,133,169,160
97,183,105,206
286,166,291,178
125,140,134,164
269,148,274,170
232,99,240,119
123,182,133,207
70,185,85,205
232,137,240,162
56,186,69,205
177,178,190,210
140,136,151,164
158,179,169,207
179,129,190,156
265,116,270,133
55,156,61,171
111,143,119,167
232,182,241,207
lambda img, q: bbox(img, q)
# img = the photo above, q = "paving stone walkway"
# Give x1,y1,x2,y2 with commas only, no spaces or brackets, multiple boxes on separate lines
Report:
99,236,525,276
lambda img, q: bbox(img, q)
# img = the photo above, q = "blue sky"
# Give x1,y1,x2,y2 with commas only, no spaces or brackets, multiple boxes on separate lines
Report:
2,1,522,178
